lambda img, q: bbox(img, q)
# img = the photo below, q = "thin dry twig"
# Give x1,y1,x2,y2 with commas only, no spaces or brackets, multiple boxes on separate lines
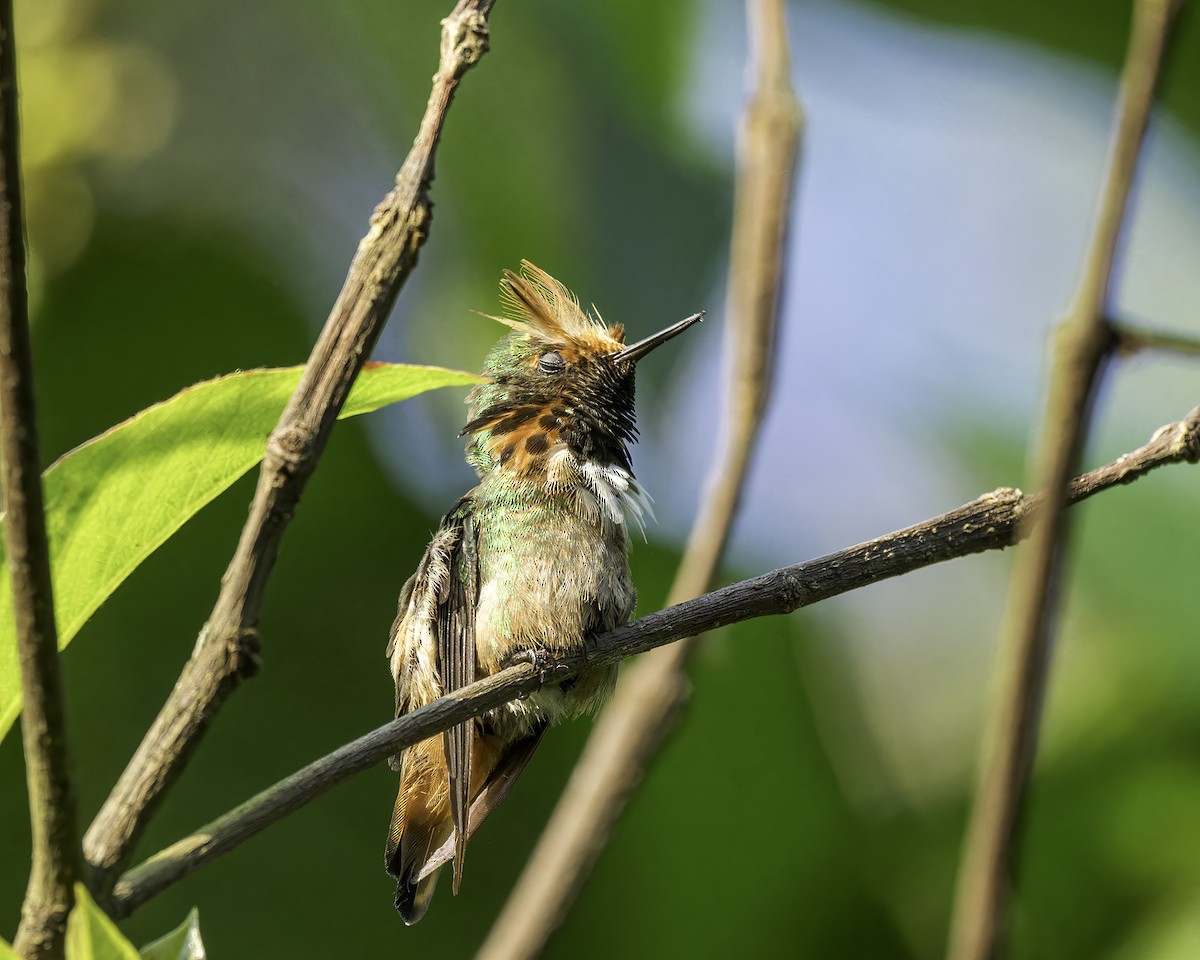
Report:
479,2,803,954
0,5,82,957
947,2,1187,958
81,0,499,897
1111,318,1200,358
104,407,1200,917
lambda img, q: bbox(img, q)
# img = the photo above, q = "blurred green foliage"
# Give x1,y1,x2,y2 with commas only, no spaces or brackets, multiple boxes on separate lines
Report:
3,1,1199,958
0,362,476,740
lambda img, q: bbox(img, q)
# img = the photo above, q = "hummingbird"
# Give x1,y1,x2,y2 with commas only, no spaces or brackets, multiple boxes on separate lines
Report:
383,261,702,923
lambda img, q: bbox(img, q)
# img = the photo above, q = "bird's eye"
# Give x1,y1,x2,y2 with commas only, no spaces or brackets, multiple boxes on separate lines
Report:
537,351,566,374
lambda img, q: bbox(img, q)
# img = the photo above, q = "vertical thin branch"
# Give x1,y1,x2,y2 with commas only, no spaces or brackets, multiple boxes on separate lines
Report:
81,0,499,897
0,4,82,957
947,2,1186,958
478,3,802,956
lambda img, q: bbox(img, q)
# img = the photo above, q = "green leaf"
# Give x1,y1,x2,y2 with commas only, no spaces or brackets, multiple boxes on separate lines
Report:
138,908,205,960
66,884,140,960
0,936,20,958
0,363,479,741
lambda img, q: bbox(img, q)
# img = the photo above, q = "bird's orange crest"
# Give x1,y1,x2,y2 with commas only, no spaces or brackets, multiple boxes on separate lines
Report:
484,260,625,358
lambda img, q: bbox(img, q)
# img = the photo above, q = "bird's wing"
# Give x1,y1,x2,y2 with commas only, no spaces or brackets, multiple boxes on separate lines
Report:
384,498,480,912
386,522,454,724
435,502,479,893
383,571,417,663
386,498,476,715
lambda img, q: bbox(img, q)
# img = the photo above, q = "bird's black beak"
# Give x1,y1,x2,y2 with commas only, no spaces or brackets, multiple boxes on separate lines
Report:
610,311,705,365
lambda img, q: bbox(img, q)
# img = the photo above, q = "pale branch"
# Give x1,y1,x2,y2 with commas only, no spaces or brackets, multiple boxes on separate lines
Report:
107,407,1200,919
948,2,1187,958
1110,318,1200,359
0,5,82,958
81,0,498,896
479,1,804,954
668,0,800,601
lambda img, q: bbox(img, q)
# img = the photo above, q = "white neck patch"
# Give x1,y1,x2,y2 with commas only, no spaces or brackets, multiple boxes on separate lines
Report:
546,446,654,537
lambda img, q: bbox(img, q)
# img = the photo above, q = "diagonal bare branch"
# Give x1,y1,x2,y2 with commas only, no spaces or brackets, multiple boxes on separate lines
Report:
106,406,1200,920
81,0,500,898
947,2,1189,958
0,4,82,957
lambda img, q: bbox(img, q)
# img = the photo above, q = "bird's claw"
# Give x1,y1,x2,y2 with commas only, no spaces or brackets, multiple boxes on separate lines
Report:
504,648,554,686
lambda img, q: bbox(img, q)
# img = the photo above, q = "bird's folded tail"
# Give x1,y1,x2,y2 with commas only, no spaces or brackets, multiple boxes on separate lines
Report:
385,728,546,924
414,726,546,884
386,748,452,925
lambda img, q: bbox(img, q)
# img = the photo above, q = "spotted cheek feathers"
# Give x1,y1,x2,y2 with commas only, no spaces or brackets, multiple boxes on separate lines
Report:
479,404,567,479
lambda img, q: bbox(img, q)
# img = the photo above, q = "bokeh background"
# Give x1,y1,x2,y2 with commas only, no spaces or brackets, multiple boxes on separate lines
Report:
4,0,1200,956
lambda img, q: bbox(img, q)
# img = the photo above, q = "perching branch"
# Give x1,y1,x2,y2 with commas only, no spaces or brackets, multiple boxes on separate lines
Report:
0,5,82,958
947,2,1187,958
82,0,499,896
480,1,803,954
106,406,1200,919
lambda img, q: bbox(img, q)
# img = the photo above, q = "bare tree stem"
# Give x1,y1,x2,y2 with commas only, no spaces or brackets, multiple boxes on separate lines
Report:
81,0,498,898
106,406,1200,920
947,3,1186,958
478,3,803,955
0,5,82,957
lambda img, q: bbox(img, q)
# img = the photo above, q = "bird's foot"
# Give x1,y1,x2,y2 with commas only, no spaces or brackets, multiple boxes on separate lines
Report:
502,647,558,687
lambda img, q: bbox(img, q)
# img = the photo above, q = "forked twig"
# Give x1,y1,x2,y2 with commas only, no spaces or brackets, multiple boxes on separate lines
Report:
947,2,1188,957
